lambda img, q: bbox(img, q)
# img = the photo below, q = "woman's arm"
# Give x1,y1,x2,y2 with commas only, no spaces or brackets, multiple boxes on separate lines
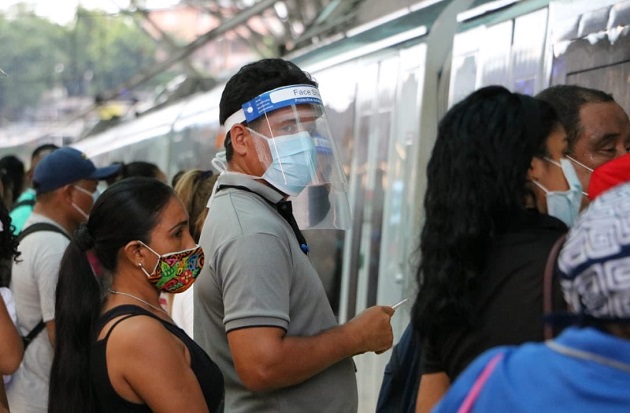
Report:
0,295,23,374
416,372,450,413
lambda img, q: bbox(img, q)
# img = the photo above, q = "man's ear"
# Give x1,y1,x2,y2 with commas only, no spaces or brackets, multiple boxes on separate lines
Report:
229,124,250,156
528,156,545,181
60,184,75,204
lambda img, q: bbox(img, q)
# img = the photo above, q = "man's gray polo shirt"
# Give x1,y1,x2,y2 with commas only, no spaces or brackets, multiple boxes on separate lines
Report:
194,173,357,413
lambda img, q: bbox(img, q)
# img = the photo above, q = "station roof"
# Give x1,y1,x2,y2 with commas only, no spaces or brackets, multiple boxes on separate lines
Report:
168,0,366,54
96,0,368,108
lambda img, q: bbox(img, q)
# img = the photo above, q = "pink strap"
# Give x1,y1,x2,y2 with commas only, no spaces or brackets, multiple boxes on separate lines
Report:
457,353,504,413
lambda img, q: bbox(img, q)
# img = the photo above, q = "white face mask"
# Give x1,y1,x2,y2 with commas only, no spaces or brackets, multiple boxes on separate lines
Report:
71,203,89,221
72,185,98,221
532,158,583,227
566,155,592,197
74,185,100,204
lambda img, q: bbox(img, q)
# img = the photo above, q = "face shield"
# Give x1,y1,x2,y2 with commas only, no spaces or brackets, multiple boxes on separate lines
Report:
222,84,351,230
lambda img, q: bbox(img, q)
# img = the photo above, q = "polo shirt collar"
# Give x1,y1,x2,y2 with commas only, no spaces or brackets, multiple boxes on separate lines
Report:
216,172,285,204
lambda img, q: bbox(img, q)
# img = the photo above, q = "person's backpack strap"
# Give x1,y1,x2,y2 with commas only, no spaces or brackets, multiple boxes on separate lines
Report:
10,198,35,212
17,222,71,349
217,184,309,255
17,222,70,243
543,233,566,340
22,320,46,349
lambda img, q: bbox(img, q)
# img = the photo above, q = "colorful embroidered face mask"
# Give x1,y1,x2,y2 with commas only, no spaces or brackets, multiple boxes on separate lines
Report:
137,241,204,293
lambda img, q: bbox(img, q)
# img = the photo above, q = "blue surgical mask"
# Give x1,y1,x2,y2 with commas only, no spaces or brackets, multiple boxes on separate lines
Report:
532,158,583,227
260,131,318,196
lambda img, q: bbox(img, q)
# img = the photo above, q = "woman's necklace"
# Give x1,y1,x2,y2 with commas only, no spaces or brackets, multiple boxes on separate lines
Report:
108,288,169,316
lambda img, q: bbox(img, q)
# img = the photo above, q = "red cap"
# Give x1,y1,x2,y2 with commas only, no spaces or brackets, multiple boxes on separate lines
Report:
587,153,630,200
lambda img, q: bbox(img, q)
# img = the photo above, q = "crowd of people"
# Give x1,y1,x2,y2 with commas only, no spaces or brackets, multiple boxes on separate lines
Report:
0,57,628,413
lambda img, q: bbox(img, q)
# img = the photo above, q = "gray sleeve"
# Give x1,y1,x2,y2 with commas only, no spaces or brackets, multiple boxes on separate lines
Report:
217,232,293,332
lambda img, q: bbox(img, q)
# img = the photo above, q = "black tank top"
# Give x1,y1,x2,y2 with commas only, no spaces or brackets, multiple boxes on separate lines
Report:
91,305,224,412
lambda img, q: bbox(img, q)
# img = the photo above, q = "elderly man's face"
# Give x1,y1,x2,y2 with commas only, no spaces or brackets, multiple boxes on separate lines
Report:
570,101,630,206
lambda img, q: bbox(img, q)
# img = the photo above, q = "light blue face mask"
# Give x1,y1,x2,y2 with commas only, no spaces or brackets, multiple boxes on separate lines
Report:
533,158,583,227
257,130,318,196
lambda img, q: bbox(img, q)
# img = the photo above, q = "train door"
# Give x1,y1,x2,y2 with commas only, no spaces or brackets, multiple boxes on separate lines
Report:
342,54,398,411
341,54,400,326
376,44,427,336
340,49,429,411
303,62,359,317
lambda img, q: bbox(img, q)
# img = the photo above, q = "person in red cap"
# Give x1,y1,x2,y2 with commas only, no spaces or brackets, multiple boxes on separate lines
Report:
7,147,119,412
586,153,630,200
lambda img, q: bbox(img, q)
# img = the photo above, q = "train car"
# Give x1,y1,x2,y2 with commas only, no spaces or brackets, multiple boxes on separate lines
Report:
6,0,630,410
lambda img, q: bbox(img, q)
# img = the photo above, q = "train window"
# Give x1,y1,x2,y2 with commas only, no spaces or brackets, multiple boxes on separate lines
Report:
479,20,513,88
450,25,483,106
511,9,548,95
377,45,426,331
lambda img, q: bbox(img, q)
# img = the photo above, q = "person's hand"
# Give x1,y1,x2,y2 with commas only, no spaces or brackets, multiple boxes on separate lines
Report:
344,306,394,355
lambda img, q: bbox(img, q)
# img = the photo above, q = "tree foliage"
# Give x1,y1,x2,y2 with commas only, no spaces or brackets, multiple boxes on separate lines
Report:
0,5,160,122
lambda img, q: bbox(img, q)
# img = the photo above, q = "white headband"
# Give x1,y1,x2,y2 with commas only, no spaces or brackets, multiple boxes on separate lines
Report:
223,109,246,131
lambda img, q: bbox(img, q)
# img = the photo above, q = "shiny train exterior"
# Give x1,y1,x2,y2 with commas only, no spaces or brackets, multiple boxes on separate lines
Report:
6,0,630,410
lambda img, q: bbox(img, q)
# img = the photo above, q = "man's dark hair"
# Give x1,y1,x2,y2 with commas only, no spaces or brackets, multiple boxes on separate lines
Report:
0,155,25,204
219,58,318,161
31,143,59,162
106,161,163,185
536,85,614,154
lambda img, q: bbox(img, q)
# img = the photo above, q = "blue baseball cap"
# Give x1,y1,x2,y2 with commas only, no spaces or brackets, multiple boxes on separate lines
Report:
33,147,121,194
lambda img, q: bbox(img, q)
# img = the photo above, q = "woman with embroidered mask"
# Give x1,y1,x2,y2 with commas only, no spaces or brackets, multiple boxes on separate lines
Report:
413,86,570,412
49,177,223,413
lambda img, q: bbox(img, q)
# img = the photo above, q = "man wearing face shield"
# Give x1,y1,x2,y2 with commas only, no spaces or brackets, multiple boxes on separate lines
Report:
195,58,394,413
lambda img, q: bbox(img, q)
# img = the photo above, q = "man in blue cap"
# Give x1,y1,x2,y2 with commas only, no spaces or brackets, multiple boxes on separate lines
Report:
8,147,119,413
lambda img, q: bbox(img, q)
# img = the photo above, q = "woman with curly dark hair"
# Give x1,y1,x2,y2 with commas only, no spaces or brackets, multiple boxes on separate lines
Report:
0,197,24,412
0,200,20,284
413,86,581,412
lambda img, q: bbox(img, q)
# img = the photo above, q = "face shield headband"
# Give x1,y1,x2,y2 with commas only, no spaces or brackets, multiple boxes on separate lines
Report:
217,84,352,230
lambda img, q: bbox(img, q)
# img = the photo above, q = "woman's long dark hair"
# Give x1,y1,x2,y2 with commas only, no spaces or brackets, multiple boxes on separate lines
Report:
0,201,19,262
49,177,174,413
413,86,559,338
0,201,20,288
